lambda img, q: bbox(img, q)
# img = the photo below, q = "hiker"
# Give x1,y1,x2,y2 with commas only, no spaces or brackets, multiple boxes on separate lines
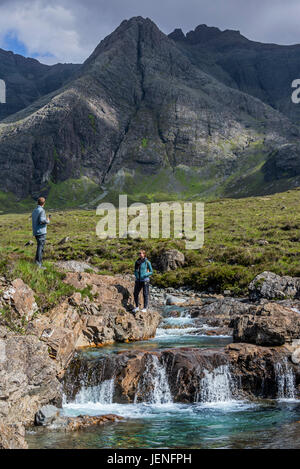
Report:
133,249,153,313
32,197,51,269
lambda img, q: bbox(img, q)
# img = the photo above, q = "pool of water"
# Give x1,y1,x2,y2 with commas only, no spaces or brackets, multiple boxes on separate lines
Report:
25,303,300,449
26,400,300,449
79,334,232,357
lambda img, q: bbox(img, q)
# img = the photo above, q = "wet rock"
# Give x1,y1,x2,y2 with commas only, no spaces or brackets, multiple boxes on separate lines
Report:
64,414,123,431
249,271,300,301
64,343,300,405
165,294,187,305
232,302,300,345
35,405,60,426
155,249,185,272
190,297,251,334
226,342,299,399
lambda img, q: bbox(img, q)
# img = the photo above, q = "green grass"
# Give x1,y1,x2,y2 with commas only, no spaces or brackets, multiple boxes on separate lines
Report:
0,187,300,308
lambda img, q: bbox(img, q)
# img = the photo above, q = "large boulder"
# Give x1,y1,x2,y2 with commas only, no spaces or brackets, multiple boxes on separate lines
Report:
64,273,160,347
35,405,60,426
1,278,38,323
27,274,160,375
189,297,252,335
156,249,185,272
249,271,300,301
226,342,299,399
0,327,61,428
232,302,300,346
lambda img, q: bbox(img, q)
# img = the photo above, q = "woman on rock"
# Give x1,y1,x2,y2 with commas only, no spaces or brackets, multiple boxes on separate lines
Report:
133,250,153,313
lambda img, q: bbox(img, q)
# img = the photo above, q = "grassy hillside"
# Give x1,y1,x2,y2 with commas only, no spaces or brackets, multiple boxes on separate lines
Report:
1,188,300,313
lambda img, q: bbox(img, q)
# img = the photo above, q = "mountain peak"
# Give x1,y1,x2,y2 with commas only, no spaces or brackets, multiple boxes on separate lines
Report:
168,24,247,45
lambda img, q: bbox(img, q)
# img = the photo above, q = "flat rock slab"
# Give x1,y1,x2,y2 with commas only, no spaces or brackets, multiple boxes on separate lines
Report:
55,260,98,273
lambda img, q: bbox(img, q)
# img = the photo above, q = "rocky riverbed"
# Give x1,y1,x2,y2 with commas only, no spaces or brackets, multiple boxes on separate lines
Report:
1,268,300,448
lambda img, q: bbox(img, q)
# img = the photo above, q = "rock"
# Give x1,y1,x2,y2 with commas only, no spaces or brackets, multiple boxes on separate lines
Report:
64,414,123,431
24,240,34,246
249,271,300,301
0,332,61,428
65,344,300,404
226,343,297,399
55,260,98,273
156,249,185,272
232,302,300,345
58,237,70,245
0,423,28,449
64,347,229,404
258,239,269,246
1,278,38,322
28,274,160,375
189,297,251,334
291,347,300,365
35,405,60,426
165,294,187,305
223,290,231,296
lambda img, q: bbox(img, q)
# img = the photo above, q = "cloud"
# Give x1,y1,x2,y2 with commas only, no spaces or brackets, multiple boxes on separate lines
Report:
0,0,299,65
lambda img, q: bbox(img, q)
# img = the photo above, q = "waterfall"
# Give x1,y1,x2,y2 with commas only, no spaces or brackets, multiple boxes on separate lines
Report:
73,378,115,404
198,365,235,403
275,359,296,400
134,355,173,404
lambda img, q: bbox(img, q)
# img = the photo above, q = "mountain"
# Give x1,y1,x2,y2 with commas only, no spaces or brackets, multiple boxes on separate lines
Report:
0,48,80,121
0,17,299,209
168,24,300,123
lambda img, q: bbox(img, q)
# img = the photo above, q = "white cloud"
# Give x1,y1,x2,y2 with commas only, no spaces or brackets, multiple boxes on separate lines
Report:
0,0,299,65
0,0,90,63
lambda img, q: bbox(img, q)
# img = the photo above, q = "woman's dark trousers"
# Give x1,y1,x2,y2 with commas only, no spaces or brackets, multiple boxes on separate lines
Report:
134,280,149,308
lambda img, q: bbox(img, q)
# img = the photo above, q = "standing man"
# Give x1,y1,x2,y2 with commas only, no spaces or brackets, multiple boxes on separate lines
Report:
133,250,153,313
32,197,51,269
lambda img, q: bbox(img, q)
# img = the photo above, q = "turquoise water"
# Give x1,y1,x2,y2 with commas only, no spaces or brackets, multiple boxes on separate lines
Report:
25,304,300,449
27,401,300,449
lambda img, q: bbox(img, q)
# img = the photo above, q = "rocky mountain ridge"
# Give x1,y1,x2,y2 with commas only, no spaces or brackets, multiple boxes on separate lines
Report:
0,17,299,207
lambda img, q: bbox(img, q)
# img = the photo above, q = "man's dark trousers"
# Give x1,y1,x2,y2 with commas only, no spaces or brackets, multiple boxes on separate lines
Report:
35,234,46,266
134,280,149,308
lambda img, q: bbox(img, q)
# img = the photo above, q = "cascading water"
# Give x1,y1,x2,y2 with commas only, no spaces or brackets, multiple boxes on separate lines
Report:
73,378,115,405
275,358,296,400
134,355,173,404
198,365,235,403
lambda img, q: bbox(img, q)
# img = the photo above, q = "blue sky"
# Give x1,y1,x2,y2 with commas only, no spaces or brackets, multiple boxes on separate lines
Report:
3,33,55,59
0,0,299,65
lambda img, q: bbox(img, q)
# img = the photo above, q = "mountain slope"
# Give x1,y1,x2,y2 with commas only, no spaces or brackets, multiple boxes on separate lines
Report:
0,17,299,208
168,24,300,124
0,48,80,121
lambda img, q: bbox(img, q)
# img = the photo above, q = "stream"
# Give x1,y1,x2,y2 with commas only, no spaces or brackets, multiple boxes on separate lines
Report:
26,302,300,449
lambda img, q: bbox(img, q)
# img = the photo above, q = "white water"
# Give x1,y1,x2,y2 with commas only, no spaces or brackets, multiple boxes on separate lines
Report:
275,359,296,400
73,378,115,404
134,355,173,404
155,327,199,337
198,365,235,403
